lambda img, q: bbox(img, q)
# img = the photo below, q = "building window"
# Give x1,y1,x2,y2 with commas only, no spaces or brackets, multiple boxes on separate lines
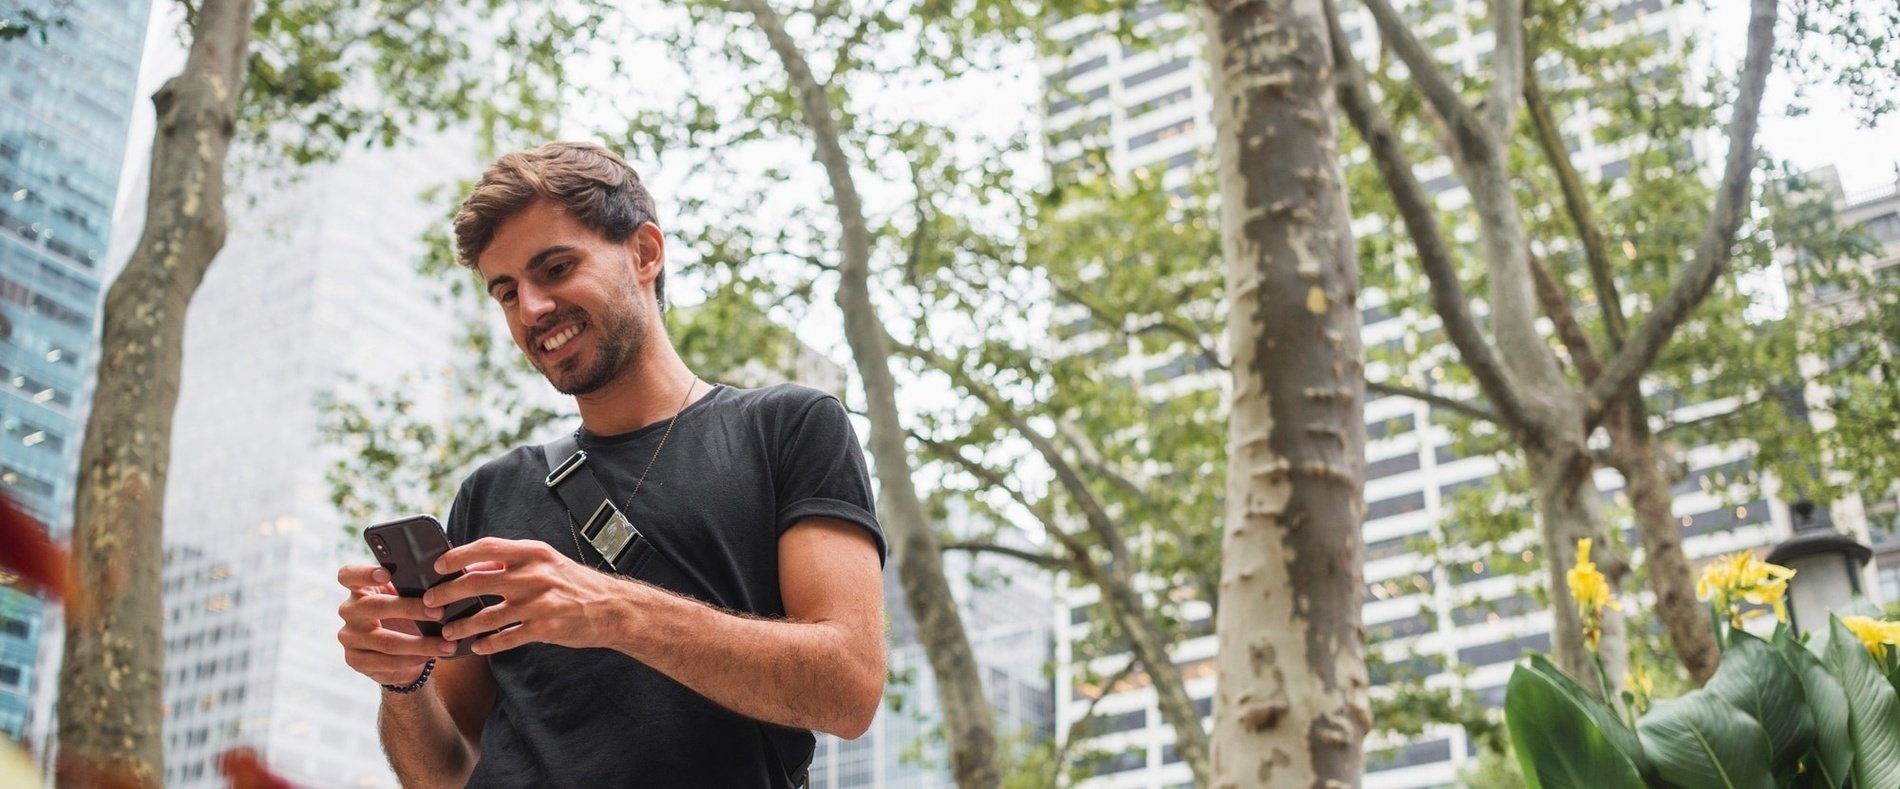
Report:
1057,54,1108,82
1456,632,1552,667
0,664,21,687
1129,117,1195,151
1368,451,1422,481
1367,738,1453,772
1123,58,1190,90
1366,491,1427,522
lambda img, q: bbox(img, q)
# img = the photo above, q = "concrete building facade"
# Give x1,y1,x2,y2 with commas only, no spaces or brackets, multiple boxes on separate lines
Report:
152,139,475,788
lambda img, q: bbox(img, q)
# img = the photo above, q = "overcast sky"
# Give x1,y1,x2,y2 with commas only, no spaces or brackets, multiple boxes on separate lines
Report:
111,0,1899,268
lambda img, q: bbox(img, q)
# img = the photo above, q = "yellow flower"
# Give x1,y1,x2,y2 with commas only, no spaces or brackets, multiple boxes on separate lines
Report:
1567,538,1620,647
1624,663,1655,713
1697,550,1796,626
1842,616,1900,661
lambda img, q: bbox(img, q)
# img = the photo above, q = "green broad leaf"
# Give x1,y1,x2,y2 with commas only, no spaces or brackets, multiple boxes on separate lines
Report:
1519,654,1652,777
1774,628,1853,789
1505,663,1645,789
1706,631,1815,773
1825,616,1900,788
1635,690,1776,789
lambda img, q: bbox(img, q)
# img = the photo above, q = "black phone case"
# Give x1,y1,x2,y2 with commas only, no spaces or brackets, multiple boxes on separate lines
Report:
364,515,491,657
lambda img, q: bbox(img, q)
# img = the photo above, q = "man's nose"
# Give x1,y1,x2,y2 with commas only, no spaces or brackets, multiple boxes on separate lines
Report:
518,282,558,322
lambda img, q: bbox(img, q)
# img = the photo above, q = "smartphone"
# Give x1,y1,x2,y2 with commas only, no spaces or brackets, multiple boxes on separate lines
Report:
363,514,490,658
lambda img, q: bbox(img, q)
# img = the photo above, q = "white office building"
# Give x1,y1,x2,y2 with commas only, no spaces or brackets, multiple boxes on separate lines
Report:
151,138,477,788
1036,1,1846,786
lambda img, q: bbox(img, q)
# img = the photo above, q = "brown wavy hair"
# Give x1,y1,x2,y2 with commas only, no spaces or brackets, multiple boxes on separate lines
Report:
452,141,665,310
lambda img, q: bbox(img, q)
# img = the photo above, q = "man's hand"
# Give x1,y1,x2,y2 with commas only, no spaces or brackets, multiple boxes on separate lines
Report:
426,537,631,655
337,565,459,686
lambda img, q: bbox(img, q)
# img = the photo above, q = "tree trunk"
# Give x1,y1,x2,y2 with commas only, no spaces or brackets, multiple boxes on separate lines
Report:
1609,395,1720,685
55,0,253,784
1202,0,1370,783
1528,441,1629,693
733,1,1002,785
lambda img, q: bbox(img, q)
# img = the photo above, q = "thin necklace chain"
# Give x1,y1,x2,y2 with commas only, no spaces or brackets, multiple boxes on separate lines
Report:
570,377,702,570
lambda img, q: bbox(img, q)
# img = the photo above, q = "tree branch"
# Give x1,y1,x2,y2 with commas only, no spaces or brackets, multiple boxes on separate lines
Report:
1051,416,1164,514
1486,0,1527,139
941,539,1069,571
901,341,1132,564
1366,380,1498,424
1584,0,1779,425
1359,0,1495,166
911,431,1096,564
1526,249,1605,383
1051,282,1226,372
1326,0,1536,440
1524,61,1628,350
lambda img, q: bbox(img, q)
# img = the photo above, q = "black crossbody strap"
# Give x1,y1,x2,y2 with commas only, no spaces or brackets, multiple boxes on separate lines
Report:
541,431,580,474
542,432,641,568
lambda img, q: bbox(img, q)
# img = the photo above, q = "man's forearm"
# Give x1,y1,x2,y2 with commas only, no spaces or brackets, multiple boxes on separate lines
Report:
378,687,478,788
606,580,883,738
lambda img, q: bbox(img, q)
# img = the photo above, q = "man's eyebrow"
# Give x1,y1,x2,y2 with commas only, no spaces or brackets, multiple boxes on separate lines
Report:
485,244,578,292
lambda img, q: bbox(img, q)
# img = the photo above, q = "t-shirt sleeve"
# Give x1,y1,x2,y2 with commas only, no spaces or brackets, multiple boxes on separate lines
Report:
774,392,887,566
444,476,477,547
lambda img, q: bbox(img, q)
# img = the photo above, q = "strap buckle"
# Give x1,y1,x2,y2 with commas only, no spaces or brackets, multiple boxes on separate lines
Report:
546,450,588,488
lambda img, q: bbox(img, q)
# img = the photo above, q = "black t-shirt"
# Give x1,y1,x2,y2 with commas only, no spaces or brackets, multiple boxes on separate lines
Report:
443,384,885,788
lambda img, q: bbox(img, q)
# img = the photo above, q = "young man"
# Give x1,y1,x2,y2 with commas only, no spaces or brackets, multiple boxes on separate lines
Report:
335,142,886,787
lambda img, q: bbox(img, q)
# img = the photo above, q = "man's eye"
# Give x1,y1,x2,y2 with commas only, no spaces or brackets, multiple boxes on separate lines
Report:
498,289,517,304
549,260,573,277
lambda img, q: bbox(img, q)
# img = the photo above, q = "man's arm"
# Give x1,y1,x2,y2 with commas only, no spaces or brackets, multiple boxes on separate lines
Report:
378,656,496,788
337,565,497,786
428,517,886,738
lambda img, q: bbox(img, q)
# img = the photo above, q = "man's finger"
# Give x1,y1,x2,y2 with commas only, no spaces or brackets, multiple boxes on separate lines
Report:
440,602,522,642
343,592,442,625
435,536,534,575
421,567,508,610
469,622,536,655
337,564,390,589
342,626,459,658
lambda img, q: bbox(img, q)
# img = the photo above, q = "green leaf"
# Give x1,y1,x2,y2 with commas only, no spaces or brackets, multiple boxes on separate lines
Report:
1505,663,1645,789
1825,616,1900,787
1706,631,1815,773
1774,628,1853,789
1520,654,1652,776
1635,690,1776,789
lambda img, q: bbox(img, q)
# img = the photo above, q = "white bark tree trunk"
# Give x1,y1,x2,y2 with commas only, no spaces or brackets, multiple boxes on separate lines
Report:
55,0,253,783
1203,0,1370,782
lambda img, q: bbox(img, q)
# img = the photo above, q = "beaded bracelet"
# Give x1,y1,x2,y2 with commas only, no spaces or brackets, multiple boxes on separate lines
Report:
381,659,437,694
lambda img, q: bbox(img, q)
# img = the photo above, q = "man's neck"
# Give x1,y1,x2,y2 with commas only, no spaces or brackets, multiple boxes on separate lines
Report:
573,346,704,437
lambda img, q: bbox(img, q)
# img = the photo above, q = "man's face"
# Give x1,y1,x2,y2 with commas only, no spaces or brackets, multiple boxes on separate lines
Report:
477,199,650,395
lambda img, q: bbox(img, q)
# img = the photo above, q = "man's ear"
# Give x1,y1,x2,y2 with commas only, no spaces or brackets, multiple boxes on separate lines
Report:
630,222,666,285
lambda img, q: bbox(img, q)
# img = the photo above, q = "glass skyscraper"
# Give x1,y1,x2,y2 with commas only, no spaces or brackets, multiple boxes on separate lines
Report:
0,0,153,742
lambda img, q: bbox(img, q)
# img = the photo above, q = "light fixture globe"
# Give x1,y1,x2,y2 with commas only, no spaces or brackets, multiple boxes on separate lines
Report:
1766,501,1873,634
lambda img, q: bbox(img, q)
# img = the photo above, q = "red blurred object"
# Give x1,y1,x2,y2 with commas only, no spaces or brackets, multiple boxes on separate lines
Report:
218,748,296,789
0,492,66,599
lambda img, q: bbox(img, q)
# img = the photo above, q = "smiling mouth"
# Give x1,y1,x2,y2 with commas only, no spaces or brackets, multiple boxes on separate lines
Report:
540,323,584,353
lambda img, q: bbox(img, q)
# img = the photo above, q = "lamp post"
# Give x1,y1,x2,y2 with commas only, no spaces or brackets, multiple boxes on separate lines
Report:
1767,500,1873,634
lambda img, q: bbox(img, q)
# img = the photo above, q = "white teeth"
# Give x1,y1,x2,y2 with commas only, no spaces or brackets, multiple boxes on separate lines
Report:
541,325,580,352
